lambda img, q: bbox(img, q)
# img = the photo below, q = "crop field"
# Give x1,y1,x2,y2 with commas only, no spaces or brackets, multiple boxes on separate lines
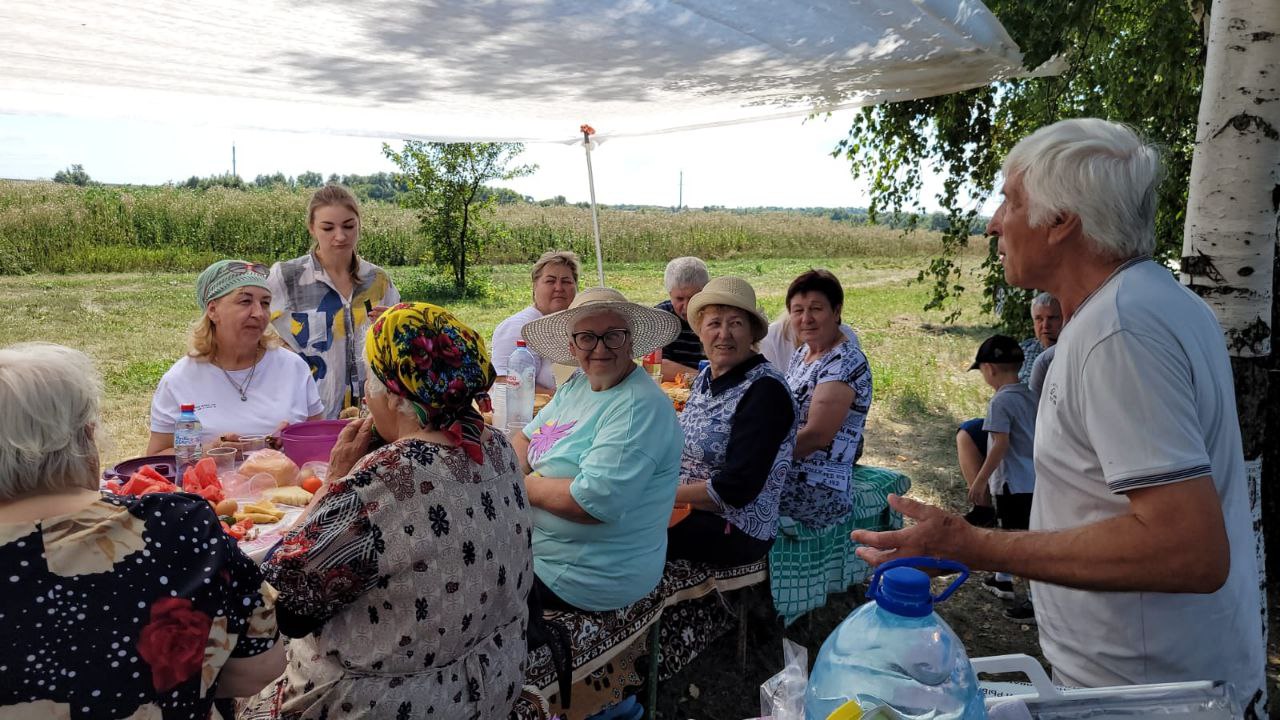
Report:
0,180,960,274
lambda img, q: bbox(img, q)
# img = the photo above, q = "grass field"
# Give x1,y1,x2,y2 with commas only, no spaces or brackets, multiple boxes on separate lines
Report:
0,255,994,512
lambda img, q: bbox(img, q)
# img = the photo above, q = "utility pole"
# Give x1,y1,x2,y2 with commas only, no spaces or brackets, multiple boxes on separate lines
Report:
231,142,237,177
677,170,683,211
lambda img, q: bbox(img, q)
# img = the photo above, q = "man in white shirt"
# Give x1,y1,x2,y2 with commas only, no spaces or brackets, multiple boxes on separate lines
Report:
851,118,1265,716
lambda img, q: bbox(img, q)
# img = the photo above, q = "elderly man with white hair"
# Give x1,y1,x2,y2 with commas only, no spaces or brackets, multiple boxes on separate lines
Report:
654,256,710,381
853,118,1266,715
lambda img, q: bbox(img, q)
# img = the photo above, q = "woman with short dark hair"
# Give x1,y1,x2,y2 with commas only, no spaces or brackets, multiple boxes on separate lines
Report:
778,269,874,529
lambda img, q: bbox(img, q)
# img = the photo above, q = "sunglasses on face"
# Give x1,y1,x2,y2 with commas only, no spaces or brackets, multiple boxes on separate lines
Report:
571,329,630,351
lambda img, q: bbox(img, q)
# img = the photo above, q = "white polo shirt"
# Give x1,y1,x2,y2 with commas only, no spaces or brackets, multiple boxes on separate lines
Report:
1031,258,1264,712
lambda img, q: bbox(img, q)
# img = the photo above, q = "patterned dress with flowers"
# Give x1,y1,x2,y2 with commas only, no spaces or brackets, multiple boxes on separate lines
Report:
0,493,279,720
242,432,532,720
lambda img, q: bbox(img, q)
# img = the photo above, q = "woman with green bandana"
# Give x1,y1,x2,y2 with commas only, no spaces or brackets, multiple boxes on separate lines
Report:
146,259,323,454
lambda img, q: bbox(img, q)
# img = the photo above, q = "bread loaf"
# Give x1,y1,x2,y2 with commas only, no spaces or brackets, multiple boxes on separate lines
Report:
238,449,300,487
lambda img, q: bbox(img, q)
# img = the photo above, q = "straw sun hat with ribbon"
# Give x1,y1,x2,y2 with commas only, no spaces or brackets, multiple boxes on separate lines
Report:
685,276,770,342
521,287,680,366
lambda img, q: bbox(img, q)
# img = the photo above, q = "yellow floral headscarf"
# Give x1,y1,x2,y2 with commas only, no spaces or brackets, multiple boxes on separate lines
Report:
365,303,495,463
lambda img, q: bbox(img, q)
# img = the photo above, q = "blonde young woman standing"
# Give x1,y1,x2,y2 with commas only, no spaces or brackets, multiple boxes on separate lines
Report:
268,185,400,418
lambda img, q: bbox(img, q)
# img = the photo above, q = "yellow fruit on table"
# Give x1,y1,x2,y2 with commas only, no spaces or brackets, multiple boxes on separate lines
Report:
214,499,238,516
233,512,281,525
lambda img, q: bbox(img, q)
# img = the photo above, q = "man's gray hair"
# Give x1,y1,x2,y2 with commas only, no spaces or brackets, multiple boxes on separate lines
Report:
0,343,102,501
1030,292,1060,312
1003,118,1161,259
663,257,710,292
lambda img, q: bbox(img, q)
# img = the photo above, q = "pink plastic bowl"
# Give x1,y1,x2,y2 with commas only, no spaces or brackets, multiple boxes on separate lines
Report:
278,419,351,466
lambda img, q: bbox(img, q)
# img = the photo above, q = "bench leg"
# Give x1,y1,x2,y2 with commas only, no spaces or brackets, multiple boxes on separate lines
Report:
645,618,661,720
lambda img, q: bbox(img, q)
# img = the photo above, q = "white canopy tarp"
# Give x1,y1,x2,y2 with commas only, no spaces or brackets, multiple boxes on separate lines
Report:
0,0,1053,143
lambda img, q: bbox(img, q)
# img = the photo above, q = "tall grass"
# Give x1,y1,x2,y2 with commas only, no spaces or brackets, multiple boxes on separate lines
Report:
0,180,968,274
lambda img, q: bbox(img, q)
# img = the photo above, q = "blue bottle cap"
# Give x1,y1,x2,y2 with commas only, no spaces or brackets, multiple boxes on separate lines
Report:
872,566,934,617
697,360,710,372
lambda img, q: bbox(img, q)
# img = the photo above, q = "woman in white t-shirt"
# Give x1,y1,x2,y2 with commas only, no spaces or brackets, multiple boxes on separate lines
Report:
147,260,324,453
489,250,580,394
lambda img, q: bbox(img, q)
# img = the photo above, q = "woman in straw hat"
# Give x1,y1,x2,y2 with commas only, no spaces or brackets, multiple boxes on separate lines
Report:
514,287,684,612
668,277,798,566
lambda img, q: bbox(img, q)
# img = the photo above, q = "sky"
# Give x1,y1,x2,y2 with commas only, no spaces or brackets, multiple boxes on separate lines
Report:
0,110,990,213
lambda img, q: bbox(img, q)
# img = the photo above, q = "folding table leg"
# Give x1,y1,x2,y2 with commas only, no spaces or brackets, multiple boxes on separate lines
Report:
645,618,662,720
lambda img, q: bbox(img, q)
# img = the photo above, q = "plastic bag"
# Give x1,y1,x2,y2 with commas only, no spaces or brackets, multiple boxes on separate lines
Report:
222,472,278,500
760,639,808,720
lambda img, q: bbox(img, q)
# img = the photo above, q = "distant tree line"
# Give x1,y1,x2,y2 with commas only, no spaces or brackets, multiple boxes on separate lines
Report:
51,164,986,232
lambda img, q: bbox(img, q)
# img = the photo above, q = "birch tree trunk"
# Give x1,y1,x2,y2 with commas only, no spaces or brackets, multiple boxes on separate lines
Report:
1179,0,1279,714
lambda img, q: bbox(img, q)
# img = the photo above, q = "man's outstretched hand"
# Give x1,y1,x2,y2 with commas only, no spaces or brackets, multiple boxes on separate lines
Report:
851,494,982,568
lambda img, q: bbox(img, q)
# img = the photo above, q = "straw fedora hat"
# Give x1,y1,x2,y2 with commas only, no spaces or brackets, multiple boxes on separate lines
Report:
521,287,680,366
685,276,770,342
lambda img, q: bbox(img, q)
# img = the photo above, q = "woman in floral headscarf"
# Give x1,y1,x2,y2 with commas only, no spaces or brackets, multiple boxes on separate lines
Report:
242,303,532,720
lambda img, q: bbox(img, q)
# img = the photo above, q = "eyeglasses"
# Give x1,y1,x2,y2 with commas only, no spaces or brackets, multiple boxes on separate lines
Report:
571,329,630,351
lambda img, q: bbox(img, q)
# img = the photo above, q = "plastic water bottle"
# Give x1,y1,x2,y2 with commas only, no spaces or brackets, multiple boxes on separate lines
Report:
505,341,537,435
805,558,987,720
173,403,203,487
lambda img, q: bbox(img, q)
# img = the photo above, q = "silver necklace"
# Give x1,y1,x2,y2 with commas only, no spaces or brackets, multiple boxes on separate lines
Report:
218,350,261,401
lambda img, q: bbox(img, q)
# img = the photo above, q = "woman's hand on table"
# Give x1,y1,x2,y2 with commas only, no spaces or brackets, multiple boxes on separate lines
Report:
328,416,375,480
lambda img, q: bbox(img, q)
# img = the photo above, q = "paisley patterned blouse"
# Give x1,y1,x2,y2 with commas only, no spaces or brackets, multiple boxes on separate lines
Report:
678,355,797,540
0,493,278,720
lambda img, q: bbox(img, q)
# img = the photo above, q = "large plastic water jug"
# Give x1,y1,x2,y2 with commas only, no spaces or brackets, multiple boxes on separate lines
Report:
804,557,987,720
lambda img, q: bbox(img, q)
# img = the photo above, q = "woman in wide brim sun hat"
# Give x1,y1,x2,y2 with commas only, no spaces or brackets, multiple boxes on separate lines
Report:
511,286,685,614
520,286,680,366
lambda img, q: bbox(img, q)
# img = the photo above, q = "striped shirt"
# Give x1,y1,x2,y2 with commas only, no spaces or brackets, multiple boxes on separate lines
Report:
655,299,706,368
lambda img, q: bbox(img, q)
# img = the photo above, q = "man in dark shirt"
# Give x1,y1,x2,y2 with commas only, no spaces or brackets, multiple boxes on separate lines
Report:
655,256,709,380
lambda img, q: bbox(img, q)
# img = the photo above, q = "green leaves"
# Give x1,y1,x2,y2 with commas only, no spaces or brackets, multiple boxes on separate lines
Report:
382,141,537,293
840,0,1203,333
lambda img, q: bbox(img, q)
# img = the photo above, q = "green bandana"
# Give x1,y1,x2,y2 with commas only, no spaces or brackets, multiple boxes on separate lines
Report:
195,260,270,309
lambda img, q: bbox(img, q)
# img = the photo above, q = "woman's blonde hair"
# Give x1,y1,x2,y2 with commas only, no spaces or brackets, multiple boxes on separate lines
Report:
307,184,363,281
0,343,102,500
531,250,581,284
187,293,282,361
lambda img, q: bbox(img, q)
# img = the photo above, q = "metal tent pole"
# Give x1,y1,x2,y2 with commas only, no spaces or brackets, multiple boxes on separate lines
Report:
580,124,605,286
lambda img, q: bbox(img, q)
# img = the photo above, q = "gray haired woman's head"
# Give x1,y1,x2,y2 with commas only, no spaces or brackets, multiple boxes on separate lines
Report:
0,343,103,501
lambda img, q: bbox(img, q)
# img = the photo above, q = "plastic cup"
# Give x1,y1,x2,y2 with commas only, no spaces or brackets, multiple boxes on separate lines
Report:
238,435,267,458
206,447,237,474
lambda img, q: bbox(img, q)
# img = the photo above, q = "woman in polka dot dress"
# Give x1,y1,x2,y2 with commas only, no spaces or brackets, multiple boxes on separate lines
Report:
0,343,284,720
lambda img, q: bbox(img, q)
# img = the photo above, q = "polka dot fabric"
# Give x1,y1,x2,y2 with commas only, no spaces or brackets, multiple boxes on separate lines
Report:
0,493,278,719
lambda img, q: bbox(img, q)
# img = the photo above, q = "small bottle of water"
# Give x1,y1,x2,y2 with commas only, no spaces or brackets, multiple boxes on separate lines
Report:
173,403,203,487
805,557,986,720
505,341,537,435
